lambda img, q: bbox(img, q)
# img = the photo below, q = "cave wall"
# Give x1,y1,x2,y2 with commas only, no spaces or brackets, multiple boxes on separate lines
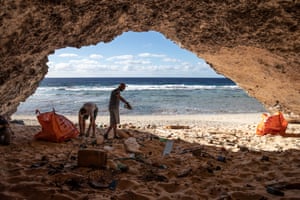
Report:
0,0,299,119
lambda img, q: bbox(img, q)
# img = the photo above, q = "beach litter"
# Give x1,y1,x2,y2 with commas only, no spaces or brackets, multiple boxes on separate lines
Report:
34,109,79,142
177,167,192,177
265,181,300,196
162,139,174,156
165,125,190,129
77,149,107,168
266,186,285,196
217,155,226,163
256,112,288,136
124,137,141,153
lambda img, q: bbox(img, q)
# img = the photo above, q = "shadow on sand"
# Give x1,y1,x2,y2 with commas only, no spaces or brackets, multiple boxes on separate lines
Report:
0,124,299,200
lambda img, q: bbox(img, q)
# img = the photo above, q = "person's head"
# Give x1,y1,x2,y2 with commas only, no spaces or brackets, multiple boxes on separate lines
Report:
119,83,126,91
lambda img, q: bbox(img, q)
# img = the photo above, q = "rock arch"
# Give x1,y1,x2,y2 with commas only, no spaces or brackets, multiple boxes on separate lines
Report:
0,1,299,119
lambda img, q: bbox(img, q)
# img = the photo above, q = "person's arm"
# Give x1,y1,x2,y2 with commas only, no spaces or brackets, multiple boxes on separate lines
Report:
115,91,128,104
119,94,132,109
119,95,128,104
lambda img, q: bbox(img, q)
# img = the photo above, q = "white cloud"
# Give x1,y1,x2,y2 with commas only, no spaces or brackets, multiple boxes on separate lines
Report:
162,57,179,62
53,63,72,70
138,53,165,58
70,59,99,65
114,59,151,65
58,53,78,57
106,55,133,61
70,59,108,72
89,54,103,59
47,56,214,77
47,48,219,77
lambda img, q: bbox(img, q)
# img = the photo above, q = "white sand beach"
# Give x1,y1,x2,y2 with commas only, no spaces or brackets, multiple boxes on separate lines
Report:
1,113,299,199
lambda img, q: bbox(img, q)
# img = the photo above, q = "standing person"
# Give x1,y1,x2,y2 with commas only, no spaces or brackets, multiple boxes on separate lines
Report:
78,102,98,137
104,83,131,139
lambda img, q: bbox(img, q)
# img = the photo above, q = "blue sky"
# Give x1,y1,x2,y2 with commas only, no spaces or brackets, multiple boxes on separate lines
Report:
47,31,222,77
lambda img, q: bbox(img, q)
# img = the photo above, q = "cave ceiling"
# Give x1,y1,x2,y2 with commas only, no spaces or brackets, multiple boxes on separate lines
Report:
0,0,299,119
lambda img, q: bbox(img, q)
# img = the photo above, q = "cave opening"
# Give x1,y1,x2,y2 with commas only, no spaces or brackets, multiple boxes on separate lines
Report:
14,31,266,117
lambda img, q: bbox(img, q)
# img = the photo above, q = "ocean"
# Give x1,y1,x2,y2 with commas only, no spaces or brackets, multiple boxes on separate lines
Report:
15,77,266,116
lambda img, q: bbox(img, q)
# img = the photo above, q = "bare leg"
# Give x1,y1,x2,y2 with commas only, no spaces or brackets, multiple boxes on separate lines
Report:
92,120,96,138
104,126,111,139
93,108,98,138
112,124,118,138
79,115,84,136
79,121,86,137
104,123,117,139
86,118,92,137
82,121,86,136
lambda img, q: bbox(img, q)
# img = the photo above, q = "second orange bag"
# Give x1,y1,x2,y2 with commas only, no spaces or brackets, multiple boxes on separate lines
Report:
256,112,288,136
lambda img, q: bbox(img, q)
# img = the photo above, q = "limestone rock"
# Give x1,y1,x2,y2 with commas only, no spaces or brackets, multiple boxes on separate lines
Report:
0,1,299,120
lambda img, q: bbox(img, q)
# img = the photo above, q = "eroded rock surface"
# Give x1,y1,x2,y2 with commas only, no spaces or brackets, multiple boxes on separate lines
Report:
0,1,299,119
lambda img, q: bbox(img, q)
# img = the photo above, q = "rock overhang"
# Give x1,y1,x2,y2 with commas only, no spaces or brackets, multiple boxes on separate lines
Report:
0,0,299,120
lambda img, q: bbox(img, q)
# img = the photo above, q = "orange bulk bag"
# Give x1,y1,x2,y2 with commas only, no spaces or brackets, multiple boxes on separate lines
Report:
256,112,288,136
35,110,79,142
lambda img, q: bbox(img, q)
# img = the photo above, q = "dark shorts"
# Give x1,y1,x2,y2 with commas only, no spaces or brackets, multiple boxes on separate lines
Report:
109,108,119,125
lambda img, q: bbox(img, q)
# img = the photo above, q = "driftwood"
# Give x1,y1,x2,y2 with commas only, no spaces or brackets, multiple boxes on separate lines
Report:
165,125,190,129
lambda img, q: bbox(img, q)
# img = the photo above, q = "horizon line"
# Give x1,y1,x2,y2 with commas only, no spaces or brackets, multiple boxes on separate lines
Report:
44,76,226,79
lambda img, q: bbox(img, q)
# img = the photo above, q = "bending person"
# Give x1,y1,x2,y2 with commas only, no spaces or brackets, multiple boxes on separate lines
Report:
78,102,98,137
